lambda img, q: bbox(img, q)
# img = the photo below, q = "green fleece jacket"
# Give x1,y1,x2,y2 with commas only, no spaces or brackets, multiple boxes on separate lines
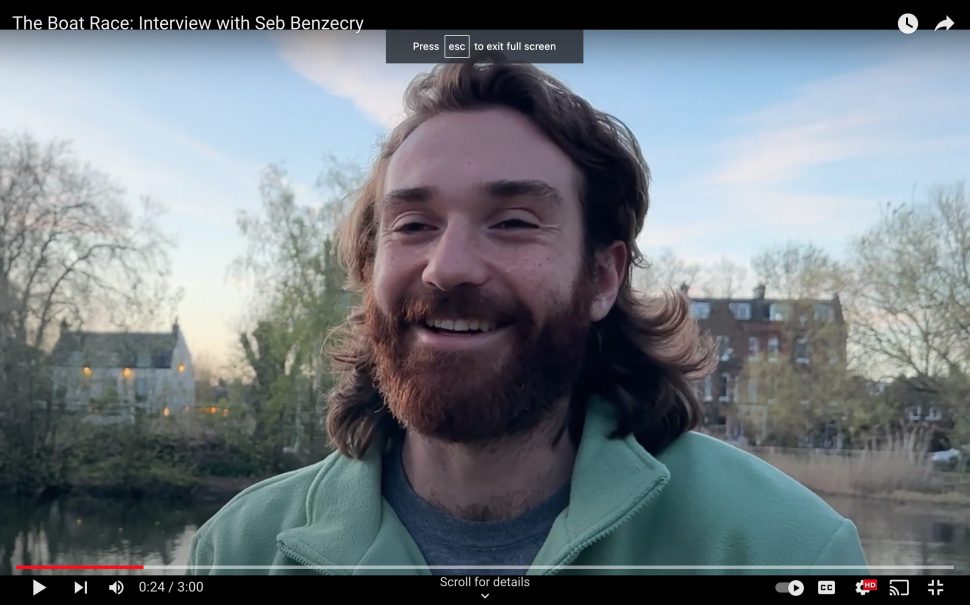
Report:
189,397,867,575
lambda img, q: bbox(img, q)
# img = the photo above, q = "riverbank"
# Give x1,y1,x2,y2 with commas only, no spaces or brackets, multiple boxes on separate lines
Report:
190,475,260,501
749,447,970,507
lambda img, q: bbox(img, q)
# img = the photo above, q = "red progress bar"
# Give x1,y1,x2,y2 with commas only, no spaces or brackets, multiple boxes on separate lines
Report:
16,565,144,570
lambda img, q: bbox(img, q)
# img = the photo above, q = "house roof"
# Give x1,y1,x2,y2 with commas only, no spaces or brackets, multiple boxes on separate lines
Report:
51,329,179,369
688,296,843,323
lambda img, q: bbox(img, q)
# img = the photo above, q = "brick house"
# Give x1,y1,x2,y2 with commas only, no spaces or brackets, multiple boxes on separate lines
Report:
687,284,847,444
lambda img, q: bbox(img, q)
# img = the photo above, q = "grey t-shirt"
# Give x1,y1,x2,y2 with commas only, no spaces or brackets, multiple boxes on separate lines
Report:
382,442,570,576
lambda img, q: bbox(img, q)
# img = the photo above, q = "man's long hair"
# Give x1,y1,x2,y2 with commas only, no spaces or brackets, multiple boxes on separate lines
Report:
326,60,716,458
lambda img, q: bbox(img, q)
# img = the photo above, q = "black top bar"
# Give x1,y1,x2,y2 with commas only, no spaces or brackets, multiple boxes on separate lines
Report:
2,5,967,30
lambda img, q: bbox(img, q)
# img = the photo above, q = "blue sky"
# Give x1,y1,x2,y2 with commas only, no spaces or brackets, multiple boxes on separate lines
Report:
1,29,968,368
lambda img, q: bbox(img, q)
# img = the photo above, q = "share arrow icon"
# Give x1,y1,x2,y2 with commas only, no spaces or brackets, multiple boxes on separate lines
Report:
935,16,955,30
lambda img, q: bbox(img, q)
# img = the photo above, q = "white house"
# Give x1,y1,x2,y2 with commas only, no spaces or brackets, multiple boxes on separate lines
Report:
51,322,195,421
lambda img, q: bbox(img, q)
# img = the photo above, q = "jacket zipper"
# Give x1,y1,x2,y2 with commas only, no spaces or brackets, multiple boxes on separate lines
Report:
545,474,668,575
277,543,334,575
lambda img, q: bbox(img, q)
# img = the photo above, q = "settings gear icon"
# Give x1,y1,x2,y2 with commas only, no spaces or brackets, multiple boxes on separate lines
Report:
856,580,871,595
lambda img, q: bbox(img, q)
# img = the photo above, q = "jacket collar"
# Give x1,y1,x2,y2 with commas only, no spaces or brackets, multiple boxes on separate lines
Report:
276,396,670,574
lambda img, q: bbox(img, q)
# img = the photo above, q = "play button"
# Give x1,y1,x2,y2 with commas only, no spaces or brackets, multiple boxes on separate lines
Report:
32,580,46,596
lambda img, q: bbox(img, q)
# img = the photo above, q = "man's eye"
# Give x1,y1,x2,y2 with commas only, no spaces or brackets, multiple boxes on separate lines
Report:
494,219,537,230
395,222,433,233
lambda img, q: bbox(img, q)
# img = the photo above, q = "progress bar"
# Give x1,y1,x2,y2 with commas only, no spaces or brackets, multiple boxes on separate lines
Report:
18,564,956,571
17,565,144,570
146,565,955,571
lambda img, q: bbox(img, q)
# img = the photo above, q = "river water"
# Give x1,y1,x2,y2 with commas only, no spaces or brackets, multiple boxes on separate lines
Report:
2,493,967,574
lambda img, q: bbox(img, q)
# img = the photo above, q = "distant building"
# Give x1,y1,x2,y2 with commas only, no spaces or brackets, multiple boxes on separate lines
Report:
51,321,195,421
853,374,957,451
687,284,847,444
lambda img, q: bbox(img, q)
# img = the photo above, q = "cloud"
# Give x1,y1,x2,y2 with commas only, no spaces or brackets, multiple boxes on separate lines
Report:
730,189,879,236
274,31,431,128
0,56,257,228
713,114,888,186
695,41,970,252
711,44,970,188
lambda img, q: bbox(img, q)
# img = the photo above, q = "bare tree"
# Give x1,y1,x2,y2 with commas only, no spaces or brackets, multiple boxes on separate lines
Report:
752,242,847,300
701,256,749,298
0,132,175,489
634,248,702,297
850,182,969,447
850,183,969,378
0,134,175,352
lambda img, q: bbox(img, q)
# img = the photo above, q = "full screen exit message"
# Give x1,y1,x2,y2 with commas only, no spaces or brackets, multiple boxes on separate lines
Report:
387,30,583,63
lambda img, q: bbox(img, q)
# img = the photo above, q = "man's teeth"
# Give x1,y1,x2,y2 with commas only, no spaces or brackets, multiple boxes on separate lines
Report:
425,318,495,332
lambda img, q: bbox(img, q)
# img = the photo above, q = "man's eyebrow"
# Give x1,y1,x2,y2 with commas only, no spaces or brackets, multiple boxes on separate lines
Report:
381,186,437,208
380,180,563,209
480,179,563,205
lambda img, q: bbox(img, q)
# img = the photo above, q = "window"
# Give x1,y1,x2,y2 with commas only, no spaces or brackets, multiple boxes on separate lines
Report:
135,376,149,398
927,407,941,421
152,351,172,368
719,373,732,403
747,377,758,403
703,375,713,402
814,304,834,322
136,350,151,367
768,337,780,361
795,337,810,364
729,302,751,320
716,336,733,361
690,302,710,320
769,303,790,321
748,337,759,358
908,406,922,421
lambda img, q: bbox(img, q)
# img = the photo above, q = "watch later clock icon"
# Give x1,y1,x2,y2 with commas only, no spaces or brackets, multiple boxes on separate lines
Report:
898,13,918,34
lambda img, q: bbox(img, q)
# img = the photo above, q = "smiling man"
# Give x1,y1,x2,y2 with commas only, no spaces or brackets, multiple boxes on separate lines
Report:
189,60,867,576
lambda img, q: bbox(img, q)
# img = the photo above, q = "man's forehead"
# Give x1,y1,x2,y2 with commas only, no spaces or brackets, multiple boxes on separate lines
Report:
383,108,581,202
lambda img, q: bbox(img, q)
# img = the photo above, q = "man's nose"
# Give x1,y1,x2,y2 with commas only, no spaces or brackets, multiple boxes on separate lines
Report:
422,222,488,291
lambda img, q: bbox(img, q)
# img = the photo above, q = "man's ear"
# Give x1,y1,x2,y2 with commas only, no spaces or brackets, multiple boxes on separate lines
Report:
590,241,627,322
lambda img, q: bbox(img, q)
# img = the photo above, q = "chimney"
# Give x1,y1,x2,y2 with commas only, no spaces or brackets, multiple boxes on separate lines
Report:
679,282,690,296
172,317,179,336
753,284,766,300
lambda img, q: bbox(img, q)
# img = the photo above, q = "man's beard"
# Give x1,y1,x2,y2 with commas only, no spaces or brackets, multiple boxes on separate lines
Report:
364,275,595,444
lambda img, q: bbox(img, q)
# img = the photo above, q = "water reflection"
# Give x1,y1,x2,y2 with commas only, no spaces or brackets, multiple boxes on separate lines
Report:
2,494,968,574
825,494,970,574
1,497,222,575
